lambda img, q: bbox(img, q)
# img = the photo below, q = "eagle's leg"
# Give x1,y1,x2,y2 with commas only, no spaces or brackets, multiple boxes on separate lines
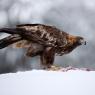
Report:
26,43,44,57
0,34,22,49
40,47,55,69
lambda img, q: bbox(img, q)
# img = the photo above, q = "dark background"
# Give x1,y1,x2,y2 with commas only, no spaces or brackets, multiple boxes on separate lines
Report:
0,0,95,74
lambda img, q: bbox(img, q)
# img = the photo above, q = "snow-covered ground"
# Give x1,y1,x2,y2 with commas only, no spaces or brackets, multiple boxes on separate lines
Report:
0,70,95,95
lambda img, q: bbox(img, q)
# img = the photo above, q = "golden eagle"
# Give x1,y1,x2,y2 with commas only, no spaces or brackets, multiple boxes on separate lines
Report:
0,24,86,68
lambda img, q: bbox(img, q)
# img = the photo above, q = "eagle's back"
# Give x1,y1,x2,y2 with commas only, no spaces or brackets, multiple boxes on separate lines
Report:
16,24,68,47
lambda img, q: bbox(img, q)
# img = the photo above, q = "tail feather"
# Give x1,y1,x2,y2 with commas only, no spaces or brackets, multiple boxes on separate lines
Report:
0,28,20,34
0,34,22,49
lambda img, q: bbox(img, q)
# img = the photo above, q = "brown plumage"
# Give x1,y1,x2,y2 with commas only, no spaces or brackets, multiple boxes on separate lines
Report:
0,24,86,68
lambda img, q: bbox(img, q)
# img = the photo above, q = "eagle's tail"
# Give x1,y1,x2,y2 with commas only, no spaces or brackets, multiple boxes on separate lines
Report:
0,34,22,49
0,28,20,34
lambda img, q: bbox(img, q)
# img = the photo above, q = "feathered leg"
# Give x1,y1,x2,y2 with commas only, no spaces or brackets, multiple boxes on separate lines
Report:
26,43,44,57
40,47,55,69
0,34,22,49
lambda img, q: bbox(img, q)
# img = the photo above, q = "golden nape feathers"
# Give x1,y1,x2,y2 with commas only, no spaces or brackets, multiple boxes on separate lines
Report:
0,24,86,69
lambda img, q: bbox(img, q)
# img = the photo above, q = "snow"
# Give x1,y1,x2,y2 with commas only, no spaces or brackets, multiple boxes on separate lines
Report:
0,70,95,95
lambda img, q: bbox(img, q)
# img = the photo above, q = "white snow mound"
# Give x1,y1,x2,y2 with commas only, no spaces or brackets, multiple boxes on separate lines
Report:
0,70,95,95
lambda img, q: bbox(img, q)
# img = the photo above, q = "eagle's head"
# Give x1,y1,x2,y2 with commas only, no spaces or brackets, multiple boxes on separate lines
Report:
56,34,86,55
64,35,86,53
67,34,86,46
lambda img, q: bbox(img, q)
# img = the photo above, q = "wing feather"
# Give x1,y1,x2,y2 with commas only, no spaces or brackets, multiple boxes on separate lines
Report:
13,40,31,48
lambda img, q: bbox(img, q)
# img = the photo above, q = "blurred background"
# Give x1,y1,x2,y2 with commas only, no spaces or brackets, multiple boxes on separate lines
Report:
0,0,95,74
